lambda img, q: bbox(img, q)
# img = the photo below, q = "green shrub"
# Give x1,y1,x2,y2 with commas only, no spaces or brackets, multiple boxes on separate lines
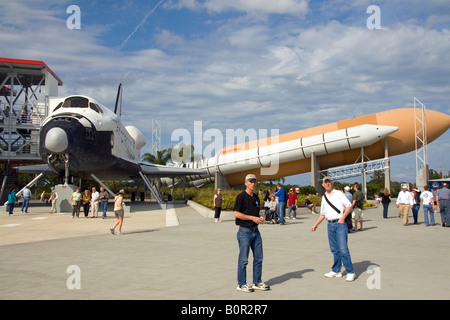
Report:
297,185,318,195
193,189,241,211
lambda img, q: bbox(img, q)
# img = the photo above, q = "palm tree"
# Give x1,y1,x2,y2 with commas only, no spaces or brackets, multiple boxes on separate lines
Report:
141,148,172,165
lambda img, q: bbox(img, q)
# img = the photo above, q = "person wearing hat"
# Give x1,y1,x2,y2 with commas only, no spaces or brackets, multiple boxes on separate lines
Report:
233,174,270,292
311,176,355,282
396,184,413,226
110,189,125,235
48,186,58,214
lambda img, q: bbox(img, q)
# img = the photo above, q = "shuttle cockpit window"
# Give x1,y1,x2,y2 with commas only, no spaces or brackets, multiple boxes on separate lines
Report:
89,102,103,114
53,102,63,112
55,97,103,114
62,97,89,109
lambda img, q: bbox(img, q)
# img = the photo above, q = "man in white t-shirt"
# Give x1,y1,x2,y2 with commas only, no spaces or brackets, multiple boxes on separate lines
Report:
396,184,413,226
91,187,100,218
420,185,435,226
20,187,32,213
311,176,355,282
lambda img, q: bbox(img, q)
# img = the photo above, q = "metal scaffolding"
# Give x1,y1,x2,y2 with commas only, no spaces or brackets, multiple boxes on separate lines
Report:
414,97,429,190
152,119,161,155
414,97,428,174
318,158,388,181
0,58,62,162
317,145,391,200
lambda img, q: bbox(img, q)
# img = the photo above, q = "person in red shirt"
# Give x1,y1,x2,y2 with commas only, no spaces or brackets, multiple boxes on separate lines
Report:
287,188,298,219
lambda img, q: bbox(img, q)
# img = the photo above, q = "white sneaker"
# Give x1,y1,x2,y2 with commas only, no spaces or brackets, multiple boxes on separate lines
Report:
324,271,342,278
252,282,270,291
236,284,254,293
346,273,355,282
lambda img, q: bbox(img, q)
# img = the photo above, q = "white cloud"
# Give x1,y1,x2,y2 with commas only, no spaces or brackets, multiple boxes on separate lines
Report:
155,29,185,49
204,0,309,16
170,0,309,16
226,25,270,49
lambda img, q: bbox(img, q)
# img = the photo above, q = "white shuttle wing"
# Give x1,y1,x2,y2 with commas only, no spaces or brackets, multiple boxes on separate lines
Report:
16,163,206,179
138,163,206,177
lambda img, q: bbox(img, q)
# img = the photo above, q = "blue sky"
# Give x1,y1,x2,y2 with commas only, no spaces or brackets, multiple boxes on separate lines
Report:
1,0,449,186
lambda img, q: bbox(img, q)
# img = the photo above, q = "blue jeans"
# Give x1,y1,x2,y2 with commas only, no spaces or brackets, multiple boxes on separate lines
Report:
327,222,354,274
423,204,435,226
382,203,389,218
412,204,420,224
8,202,15,215
237,226,263,285
100,201,108,218
440,200,450,226
21,197,30,213
277,201,286,224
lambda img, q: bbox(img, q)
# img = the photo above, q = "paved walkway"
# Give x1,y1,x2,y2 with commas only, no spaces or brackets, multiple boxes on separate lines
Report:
1,200,449,300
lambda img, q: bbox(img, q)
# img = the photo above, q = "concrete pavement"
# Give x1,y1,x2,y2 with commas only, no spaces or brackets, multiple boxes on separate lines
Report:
1,200,449,300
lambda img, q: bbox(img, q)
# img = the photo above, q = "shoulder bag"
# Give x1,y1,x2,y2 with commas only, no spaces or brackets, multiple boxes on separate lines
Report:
324,194,341,214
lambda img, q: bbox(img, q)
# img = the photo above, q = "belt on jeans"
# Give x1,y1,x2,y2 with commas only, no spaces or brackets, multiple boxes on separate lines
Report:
328,219,339,223
239,225,258,230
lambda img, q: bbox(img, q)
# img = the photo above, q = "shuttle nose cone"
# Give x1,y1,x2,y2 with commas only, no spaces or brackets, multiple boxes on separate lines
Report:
45,127,68,153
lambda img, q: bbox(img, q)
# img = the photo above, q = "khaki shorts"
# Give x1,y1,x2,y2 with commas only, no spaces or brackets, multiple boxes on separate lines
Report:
114,209,124,217
352,208,363,221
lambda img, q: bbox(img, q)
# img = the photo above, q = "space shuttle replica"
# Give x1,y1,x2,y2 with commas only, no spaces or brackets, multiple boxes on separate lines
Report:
17,84,207,205
166,108,450,190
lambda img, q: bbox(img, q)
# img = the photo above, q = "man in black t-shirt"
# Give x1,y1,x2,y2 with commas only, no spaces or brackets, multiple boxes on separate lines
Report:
233,174,270,293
